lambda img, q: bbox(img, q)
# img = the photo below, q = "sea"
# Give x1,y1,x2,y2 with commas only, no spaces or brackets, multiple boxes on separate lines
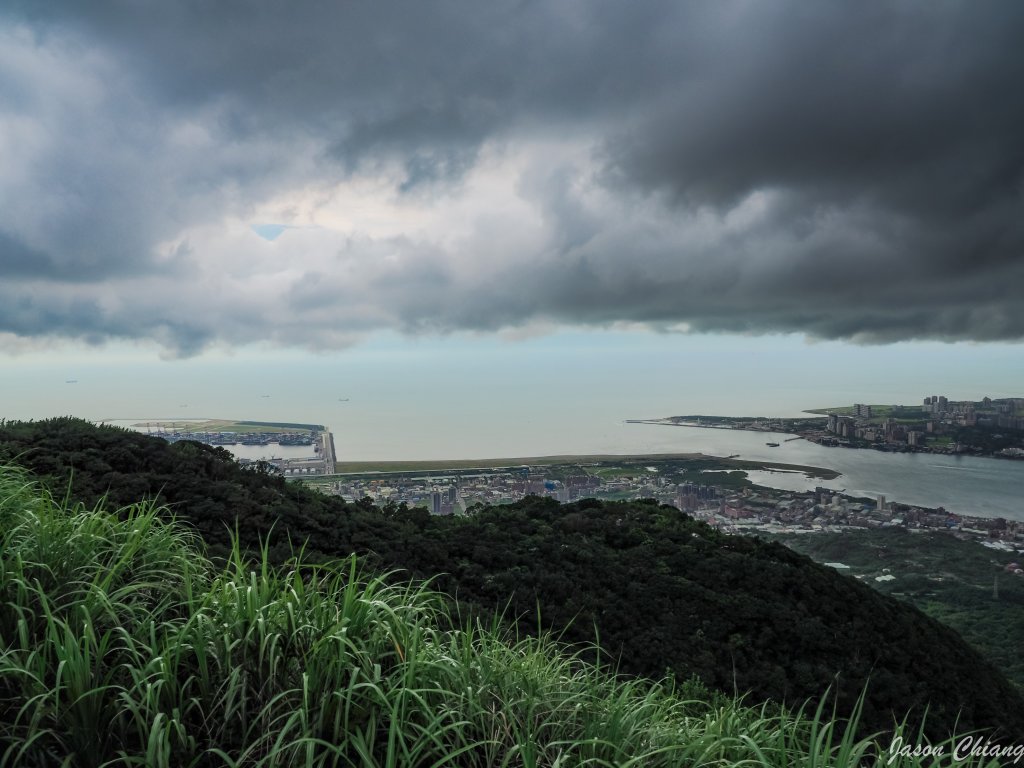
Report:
5,336,1024,520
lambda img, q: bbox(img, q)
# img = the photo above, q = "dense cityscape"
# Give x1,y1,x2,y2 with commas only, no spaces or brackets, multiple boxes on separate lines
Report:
310,458,1022,550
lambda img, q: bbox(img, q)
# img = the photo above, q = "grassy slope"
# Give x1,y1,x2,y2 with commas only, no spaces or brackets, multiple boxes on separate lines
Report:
0,466,1003,768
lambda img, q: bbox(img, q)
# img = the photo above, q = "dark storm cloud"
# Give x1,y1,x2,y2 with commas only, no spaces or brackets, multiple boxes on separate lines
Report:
0,282,215,357
1,0,1023,352
0,232,52,279
605,4,1024,217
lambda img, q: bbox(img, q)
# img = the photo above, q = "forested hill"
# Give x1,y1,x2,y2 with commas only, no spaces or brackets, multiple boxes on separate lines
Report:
2,417,1023,741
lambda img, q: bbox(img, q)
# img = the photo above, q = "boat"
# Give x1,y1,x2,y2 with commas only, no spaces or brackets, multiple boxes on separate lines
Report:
765,442,780,447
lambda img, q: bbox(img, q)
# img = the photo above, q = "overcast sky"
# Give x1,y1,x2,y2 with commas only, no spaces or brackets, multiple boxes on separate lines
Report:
2,1,1023,360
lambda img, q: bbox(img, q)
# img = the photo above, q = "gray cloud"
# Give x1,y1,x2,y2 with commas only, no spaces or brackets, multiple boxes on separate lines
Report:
606,5,1024,216
1,1,1022,354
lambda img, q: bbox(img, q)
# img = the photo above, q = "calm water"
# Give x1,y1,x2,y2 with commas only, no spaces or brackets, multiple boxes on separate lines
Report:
627,424,1024,521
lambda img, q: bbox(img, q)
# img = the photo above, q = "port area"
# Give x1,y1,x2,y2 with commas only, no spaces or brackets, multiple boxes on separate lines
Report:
130,419,335,476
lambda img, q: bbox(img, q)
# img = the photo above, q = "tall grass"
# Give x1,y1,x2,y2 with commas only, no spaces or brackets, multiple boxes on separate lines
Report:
0,466,1005,766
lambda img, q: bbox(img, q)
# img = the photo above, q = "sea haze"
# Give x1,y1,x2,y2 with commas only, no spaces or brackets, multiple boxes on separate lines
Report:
6,333,1024,456
4,333,1022,520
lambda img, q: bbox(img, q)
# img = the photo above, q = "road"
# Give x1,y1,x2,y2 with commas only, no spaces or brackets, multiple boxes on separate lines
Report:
321,429,336,474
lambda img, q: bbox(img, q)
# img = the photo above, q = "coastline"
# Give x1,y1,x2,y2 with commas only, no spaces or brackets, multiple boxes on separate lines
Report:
631,416,1024,463
329,452,841,480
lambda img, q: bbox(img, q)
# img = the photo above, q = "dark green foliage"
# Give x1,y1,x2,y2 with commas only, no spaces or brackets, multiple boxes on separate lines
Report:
946,424,1024,453
775,528,1024,693
3,417,1023,742
0,417,361,565
413,498,1024,741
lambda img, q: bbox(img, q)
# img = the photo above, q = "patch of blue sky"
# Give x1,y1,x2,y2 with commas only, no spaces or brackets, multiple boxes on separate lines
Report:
250,224,288,241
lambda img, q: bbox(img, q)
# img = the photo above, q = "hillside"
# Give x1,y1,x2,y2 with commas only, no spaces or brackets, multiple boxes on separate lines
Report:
2,417,1023,742
773,528,1024,691
2,465,1000,767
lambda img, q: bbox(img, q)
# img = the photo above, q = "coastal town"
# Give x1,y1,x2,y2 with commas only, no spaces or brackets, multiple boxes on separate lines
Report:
129,405,1023,548
305,456,1023,550
640,394,1024,460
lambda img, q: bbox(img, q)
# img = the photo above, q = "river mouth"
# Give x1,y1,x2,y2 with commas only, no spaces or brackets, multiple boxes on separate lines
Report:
627,423,1024,520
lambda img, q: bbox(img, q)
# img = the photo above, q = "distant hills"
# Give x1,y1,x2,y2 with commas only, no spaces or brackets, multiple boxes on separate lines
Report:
2,416,1022,741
